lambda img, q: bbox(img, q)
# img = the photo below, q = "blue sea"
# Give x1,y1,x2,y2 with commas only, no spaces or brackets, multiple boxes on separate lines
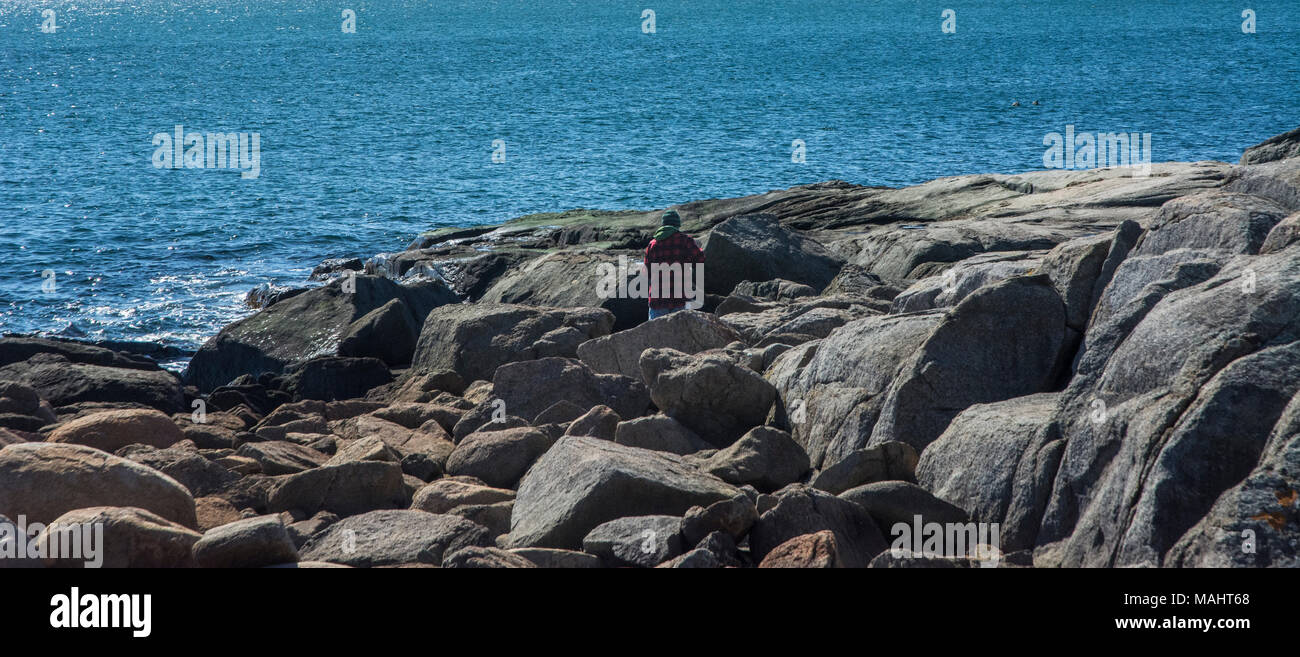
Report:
2,0,1298,360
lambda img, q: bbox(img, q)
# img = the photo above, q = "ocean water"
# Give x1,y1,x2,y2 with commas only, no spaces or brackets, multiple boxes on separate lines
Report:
2,0,1298,358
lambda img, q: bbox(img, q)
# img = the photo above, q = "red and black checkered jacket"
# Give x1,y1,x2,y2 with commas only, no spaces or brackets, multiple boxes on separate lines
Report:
644,230,705,309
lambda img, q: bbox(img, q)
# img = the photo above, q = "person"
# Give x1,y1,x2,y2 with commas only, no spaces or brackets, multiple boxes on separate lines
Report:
644,209,704,320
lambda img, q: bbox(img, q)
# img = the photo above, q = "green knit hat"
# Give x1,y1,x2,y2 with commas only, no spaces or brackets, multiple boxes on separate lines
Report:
661,209,681,227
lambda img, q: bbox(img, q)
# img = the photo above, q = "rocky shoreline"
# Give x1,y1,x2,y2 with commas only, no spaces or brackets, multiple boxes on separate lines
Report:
3,127,1300,568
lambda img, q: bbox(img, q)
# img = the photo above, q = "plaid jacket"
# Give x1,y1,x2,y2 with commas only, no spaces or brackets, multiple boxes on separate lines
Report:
644,230,705,309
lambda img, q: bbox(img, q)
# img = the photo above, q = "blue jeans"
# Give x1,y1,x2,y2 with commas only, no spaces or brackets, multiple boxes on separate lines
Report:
649,305,685,320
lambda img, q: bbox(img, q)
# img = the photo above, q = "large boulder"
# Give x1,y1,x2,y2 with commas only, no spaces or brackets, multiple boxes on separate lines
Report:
639,348,776,446
1261,212,1300,255
491,357,649,422
418,250,528,301
680,495,758,544
720,296,880,348
1083,249,1294,405
235,441,329,476
326,435,402,465
337,298,422,366
300,509,493,567
379,371,469,403
205,382,291,418
702,214,844,294
0,380,50,432
702,426,810,492
810,441,918,495
766,313,941,469
195,497,243,534
1170,346,1300,567
39,506,200,568
118,445,240,498
192,515,299,568
1132,191,1289,257
891,251,1042,314
839,481,970,531
330,413,455,465
576,310,742,382
834,216,1066,281
757,530,845,568
823,163,1229,278
1224,157,1300,211
445,500,513,538
479,250,647,331
506,436,742,549
267,461,408,517
371,401,466,432
1044,340,1300,567
445,426,555,489
581,515,685,568
532,400,588,426
613,414,713,455
1077,252,1225,368
184,276,456,392
1040,228,1130,333
409,303,614,383
564,405,620,441
0,356,184,414
1240,125,1300,165
281,357,393,402
748,484,886,568
0,336,163,371
868,275,1068,452
915,393,1063,552
0,338,185,417
1166,415,1300,567
410,477,515,514
822,264,898,298
450,405,530,443
0,442,197,528
47,409,183,453
1037,242,1300,566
